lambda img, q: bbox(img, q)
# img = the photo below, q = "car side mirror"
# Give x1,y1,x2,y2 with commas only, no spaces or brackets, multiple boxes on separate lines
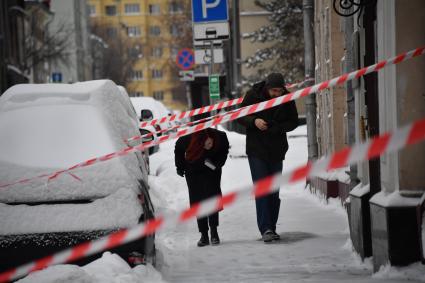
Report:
141,109,153,121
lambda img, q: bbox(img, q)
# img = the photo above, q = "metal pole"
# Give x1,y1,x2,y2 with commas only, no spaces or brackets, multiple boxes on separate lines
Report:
303,0,318,161
231,0,241,97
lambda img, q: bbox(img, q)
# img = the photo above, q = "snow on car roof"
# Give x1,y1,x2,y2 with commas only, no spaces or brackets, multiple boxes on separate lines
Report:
0,80,143,203
130,97,170,119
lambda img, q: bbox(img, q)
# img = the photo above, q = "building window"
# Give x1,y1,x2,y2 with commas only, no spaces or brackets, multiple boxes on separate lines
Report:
170,25,180,37
169,2,183,14
88,5,96,16
105,5,117,16
124,3,140,14
128,46,143,59
127,26,141,37
151,47,163,58
171,47,179,59
152,69,163,79
130,91,144,97
131,70,143,81
106,27,117,38
149,4,160,15
153,91,164,100
149,26,161,36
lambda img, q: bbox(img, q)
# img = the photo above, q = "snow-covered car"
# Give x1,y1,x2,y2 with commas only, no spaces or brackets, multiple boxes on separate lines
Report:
130,97,176,138
0,80,156,273
118,88,159,155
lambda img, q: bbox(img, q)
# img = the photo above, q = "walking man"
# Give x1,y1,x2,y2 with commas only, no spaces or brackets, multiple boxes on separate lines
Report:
238,73,298,243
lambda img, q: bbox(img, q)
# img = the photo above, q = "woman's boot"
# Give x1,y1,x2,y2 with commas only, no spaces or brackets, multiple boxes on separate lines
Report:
210,227,220,245
197,231,209,247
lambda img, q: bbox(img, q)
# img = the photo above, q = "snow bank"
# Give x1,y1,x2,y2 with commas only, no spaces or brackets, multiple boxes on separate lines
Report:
372,262,425,282
17,252,165,283
0,188,142,235
311,167,350,184
369,191,422,207
350,183,370,197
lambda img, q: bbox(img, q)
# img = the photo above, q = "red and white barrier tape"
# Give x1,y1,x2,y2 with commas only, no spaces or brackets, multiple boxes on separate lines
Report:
1,46,424,189
1,116,424,283
138,79,314,129
128,108,241,143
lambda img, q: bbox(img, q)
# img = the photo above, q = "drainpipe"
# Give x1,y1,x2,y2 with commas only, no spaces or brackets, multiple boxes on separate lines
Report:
343,15,359,188
303,0,318,161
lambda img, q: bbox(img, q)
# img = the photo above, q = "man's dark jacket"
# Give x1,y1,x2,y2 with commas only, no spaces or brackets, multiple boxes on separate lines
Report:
237,81,298,162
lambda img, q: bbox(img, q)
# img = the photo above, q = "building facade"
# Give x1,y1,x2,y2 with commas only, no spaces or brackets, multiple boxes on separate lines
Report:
48,0,93,84
88,0,189,111
312,0,425,271
0,0,28,93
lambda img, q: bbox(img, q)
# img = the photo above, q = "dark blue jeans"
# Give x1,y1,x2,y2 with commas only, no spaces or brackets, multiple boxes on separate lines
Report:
248,156,282,235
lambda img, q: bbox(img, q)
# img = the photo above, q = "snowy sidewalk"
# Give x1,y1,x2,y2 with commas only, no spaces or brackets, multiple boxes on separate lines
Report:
149,125,425,283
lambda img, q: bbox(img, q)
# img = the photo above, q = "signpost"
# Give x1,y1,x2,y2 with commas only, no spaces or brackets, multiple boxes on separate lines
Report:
209,74,220,99
179,70,195,81
192,0,228,23
52,72,62,83
176,48,195,71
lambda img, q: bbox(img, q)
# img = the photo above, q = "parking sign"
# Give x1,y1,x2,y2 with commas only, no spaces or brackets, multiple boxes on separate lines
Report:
192,0,228,23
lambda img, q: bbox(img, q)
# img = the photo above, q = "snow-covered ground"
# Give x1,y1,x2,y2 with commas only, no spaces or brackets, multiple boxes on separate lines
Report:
18,125,425,282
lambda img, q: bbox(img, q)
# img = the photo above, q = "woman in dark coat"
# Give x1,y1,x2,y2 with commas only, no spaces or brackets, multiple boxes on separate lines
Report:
174,127,229,247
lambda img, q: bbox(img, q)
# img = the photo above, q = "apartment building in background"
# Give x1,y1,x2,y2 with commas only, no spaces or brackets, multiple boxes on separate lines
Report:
88,0,189,111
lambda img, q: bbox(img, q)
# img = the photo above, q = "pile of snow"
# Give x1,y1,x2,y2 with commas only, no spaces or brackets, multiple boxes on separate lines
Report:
0,188,142,235
311,167,350,184
17,252,165,283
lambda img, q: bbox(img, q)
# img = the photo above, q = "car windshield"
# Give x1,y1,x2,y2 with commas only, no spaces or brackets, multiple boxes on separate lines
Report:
0,104,116,169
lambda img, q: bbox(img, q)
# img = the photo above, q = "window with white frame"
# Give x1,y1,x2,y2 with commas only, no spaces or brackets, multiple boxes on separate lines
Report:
151,47,163,58
127,26,141,37
153,91,164,100
124,3,140,14
149,26,161,36
151,69,163,79
169,2,183,14
131,70,143,81
130,91,144,97
105,5,117,16
149,4,160,15
88,5,96,16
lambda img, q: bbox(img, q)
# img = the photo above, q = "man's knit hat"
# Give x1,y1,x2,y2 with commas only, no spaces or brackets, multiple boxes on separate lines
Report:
265,73,285,89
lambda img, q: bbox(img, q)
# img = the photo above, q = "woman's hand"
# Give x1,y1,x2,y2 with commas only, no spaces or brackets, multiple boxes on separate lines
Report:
204,137,213,150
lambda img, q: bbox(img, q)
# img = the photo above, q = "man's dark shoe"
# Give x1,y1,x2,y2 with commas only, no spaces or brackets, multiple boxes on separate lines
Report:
210,228,220,245
272,231,280,241
262,229,274,243
197,232,210,247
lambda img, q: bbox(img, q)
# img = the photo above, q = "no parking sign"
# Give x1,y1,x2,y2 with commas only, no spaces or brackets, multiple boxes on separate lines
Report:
176,48,195,70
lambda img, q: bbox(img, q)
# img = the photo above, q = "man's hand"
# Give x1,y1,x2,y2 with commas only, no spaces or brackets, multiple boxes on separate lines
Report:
254,118,268,131
177,168,185,177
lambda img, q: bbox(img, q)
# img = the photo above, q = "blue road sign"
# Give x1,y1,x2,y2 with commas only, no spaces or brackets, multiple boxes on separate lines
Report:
192,0,228,23
176,48,195,70
52,72,62,83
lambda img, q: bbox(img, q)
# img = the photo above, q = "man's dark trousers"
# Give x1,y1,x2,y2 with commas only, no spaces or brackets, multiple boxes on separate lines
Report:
248,156,282,235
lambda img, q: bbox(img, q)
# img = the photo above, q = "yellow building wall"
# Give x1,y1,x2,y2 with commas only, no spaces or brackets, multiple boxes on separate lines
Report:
88,0,188,111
